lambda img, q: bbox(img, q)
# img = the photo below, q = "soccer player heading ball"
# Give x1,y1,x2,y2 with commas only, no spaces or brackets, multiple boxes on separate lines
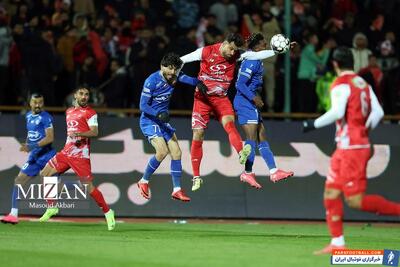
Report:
180,33,295,191
302,46,400,254
137,53,206,202
234,33,294,188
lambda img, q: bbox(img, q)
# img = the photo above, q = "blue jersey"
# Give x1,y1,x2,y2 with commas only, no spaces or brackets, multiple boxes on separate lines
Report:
140,71,198,119
22,111,56,176
26,111,54,160
139,70,197,141
234,59,264,125
235,59,264,101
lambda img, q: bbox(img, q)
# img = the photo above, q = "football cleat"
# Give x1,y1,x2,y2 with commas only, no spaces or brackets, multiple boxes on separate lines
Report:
1,214,19,224
39,207,59,222
171,190,191,202
313,244,346,255
191,176,203,191
239,144,252,165
105,209,116,231
270,169,294,183
240,172,262,189
137,182,150,199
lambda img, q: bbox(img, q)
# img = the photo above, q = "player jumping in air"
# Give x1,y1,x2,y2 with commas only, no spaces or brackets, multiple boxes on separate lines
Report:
38,87,116,231
181,33,292,191
137,53,207,202
1,94,56,224
303,47,400,254
234,33,294,188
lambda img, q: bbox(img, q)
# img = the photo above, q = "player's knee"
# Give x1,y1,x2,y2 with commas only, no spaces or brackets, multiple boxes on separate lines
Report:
193,129,205,141
156,148,169,160
345,197,362,209
324,188,341,199
170,148,182,160
15,175,27,185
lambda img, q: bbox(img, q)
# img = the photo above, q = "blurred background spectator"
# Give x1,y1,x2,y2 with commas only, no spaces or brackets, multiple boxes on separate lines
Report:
0,0,398,114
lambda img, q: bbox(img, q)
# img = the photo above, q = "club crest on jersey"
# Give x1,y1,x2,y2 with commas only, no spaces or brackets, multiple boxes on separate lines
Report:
352,76,367,89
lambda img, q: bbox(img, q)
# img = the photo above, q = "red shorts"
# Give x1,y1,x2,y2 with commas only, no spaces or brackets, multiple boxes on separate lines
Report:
49,152,93,181
325,148,371,197
192,91,235,129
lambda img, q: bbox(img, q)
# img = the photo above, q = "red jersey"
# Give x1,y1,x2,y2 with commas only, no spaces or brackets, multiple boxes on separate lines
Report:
198,43,239,96
331,72,371,149
62,106,98,158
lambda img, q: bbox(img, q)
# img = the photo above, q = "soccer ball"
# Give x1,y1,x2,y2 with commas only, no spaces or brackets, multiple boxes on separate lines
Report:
270,34,290,54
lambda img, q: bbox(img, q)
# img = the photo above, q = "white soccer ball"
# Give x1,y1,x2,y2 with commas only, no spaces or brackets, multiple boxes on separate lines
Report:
270,34,290,54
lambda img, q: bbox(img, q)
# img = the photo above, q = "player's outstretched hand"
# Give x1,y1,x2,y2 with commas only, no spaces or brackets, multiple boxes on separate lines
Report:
253,94,264,109
197,81,208,95
302,120,316,133
290,42,297,49
157,111,170,123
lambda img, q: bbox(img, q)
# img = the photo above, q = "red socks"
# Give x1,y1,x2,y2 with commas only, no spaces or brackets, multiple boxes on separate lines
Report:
191,140,203,177
324,198,344,238
90,187,110,213
223,121,243,154
361,195,400,216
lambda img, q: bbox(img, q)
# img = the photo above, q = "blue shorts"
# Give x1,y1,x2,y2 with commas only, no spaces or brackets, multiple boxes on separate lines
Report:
21,149,56,177
140,116,176,142
234,95,262,125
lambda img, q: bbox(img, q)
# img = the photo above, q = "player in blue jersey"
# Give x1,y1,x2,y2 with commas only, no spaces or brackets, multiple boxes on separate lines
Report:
234,33,294,189
1,94,56,224
137,53,206,202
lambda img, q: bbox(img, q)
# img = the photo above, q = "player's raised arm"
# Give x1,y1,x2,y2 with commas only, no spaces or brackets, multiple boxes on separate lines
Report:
180,48,203,63
239,49,276,61
365,86,384,130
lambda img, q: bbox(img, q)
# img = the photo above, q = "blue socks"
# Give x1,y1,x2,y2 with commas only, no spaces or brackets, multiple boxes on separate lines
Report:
245,140,256,172
142,156,161,181
258,141,276,170
170,160,182,189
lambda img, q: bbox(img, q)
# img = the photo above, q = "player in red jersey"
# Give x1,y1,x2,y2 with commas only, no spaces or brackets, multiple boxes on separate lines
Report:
181,33,286,191
38,87,115,231
303,47,400,254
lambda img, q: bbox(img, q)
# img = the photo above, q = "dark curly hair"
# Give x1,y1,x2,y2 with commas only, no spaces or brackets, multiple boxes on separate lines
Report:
246,33,265,50
161,53,183,69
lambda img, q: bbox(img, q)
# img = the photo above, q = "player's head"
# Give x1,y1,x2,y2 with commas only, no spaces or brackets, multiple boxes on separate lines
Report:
247,33,266,52
160,53,183,85
220,33,244,59
74,87,90,107
332,46,354,73
29,93,44,114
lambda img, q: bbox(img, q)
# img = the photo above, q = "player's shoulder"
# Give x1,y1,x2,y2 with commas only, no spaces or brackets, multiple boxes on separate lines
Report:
84,106,97,117
144,72,160,88
40,110,53,121
25,111,32,119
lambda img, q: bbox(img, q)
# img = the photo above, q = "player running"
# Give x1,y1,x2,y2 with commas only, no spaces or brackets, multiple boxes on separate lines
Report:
181,33,291,191
38,87,115,231
1,94,56,224
302,47,400,254
234,33,294,189
137,53,206,202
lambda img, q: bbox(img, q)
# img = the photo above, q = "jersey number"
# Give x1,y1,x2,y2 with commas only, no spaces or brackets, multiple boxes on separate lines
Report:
360,91,369,117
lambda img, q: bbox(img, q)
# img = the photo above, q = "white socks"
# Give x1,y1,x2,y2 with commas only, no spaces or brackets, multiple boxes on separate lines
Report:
10,208,18,217
331,235,345,246
270,168,278,174
139,178,149,184
173,187,181,193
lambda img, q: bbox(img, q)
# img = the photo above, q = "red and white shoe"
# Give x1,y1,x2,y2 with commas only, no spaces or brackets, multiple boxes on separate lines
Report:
1,214,19,224
171,190,191,202
270,169,294,183
313,244,346,255
240,172,262,189
137,182,150,199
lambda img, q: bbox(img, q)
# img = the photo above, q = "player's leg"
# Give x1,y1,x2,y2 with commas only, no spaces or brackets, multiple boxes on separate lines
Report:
167,134,190,202
343,149,400,215
315,150,346,255
258,123,293,182
1,171,33,224
239,123,261,189
191,95,211,191
137,137,169,199
38,162,62,222
314,187,346,255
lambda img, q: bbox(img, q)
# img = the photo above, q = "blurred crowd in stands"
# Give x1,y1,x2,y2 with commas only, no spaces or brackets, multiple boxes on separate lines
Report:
0,0,399,114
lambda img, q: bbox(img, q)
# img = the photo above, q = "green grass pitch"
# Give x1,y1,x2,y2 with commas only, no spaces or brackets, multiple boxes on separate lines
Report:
1,220,399,267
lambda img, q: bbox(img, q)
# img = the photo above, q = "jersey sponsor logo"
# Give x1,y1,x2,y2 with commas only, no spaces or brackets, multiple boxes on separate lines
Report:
209,64,227,75
67,120,79,128
27,131,41,141
153,94,171,102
